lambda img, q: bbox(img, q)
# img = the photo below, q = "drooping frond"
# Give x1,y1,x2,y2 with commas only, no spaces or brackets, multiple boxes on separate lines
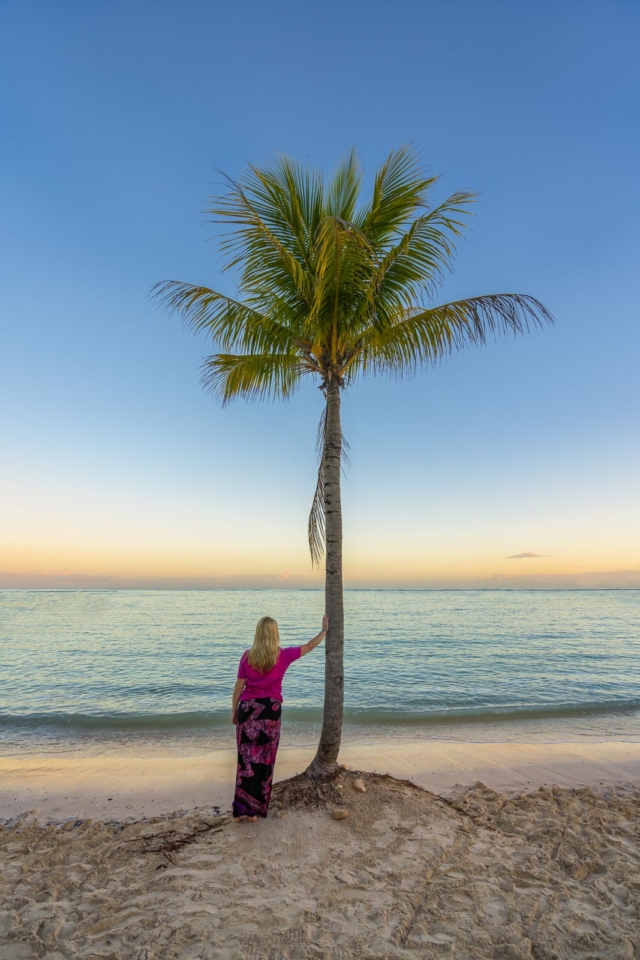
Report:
308,407,351,567
308,408,327,569
351,293,554,378
418,293,553,349
201,352,308,404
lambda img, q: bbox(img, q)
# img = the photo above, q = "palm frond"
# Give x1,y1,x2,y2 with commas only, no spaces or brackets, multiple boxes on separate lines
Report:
371,190,477,306
308,214,375,351
201,352,308,404
356,145,438,245
308,408,327,568
207,176,313,306
351,293,554,377
326,148,362,221
346,190,477,338
151,281,298,353
423,293,554,348
249,155,324,257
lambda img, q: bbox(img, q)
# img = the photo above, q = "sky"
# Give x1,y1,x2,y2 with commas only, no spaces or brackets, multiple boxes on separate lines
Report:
1,0,639,589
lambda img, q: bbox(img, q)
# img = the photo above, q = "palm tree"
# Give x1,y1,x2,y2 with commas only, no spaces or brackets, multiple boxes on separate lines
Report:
153,147,553,778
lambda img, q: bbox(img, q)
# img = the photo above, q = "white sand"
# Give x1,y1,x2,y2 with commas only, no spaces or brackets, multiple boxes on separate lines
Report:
1,767,639,959
1,738,640,822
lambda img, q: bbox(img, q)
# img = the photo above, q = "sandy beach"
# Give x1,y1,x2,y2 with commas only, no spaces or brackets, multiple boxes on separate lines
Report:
4,0,640,953
2,740,640,959
2,738,640,822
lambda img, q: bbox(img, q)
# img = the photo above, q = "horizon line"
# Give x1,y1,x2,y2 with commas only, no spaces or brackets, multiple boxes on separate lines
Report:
2,586,639,593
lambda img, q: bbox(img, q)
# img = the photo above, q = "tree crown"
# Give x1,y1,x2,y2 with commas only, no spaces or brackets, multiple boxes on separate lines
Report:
153,146,553,403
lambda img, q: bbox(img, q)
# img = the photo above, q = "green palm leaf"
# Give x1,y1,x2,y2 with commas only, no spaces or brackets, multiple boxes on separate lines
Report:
352,293,554,378
201,352,308,404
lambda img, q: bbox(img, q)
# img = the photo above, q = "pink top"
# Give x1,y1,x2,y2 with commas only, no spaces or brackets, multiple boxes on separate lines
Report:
237,646,302,702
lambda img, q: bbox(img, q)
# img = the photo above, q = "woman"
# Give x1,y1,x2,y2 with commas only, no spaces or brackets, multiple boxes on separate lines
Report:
231,613,328,822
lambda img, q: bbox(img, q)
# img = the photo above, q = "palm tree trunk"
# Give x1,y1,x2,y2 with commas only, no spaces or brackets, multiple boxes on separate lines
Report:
305,376,344,778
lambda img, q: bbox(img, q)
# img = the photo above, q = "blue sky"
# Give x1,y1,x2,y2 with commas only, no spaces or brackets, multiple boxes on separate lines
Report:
1,0,639,587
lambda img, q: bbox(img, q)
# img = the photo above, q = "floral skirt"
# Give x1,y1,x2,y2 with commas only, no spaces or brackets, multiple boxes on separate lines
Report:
233,697,282,819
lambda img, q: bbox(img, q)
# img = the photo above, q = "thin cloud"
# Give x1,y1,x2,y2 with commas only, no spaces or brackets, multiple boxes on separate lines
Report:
506,552,552,560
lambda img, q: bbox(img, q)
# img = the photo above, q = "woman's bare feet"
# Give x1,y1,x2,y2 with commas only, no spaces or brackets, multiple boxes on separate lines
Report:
234,815,258,823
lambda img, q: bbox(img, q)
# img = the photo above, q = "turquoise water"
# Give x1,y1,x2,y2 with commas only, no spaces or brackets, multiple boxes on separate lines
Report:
1,589,640,755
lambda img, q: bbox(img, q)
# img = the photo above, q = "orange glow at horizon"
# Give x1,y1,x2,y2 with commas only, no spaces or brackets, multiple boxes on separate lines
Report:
3,539,639,586
3,436,639,588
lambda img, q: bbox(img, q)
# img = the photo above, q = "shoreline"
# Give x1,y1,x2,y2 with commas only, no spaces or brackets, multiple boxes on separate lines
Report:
2,737,640,824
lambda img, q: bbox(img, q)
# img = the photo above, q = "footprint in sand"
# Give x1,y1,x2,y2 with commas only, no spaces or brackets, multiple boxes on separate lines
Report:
483,892,509,922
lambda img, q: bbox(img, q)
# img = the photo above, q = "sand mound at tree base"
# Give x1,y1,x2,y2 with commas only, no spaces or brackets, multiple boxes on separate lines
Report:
1,772,639,959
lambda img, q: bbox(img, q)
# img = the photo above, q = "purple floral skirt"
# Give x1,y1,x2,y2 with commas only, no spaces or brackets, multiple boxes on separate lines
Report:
233,697,281,819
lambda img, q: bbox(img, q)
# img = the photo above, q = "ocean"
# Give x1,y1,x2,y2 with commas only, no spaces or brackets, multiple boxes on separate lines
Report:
2,589,640,756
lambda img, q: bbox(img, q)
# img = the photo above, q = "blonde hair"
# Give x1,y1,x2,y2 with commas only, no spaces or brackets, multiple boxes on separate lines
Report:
247,616,280,673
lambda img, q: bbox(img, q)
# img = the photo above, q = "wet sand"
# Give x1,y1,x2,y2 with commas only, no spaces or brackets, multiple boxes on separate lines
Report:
1,738,639,822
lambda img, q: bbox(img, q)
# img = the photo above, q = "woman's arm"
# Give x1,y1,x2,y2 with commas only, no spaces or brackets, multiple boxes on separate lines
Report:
300,614,329,657
231,677,246,724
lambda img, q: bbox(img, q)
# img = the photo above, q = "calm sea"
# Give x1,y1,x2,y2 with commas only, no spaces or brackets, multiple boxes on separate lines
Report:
2,589,639,756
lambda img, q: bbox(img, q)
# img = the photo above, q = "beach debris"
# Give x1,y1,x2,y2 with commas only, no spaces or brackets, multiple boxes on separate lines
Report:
126,813,230,863
331,808,349,820
353,779,366,793
334,783,344,794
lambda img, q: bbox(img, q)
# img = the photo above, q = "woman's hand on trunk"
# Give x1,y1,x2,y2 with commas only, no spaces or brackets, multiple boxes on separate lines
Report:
300,617,329,656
